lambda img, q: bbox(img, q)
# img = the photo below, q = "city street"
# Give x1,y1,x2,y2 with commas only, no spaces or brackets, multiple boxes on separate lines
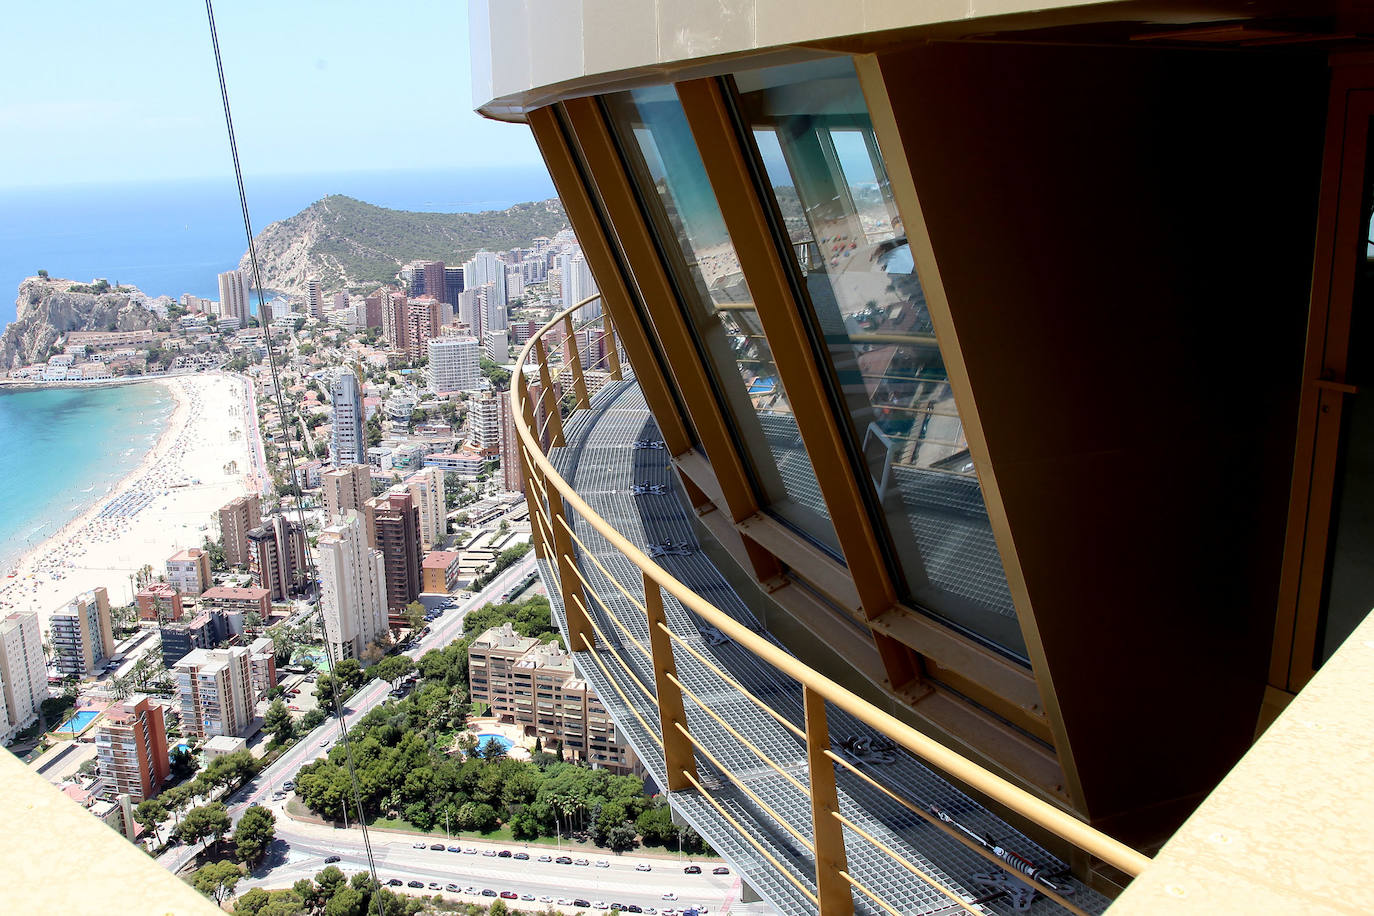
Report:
239,821,738,915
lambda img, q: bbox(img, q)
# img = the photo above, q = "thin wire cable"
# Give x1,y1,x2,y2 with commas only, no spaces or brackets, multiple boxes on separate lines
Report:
203,0,379,887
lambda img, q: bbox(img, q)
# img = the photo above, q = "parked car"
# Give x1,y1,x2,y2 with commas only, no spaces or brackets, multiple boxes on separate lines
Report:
412,842,427,849
500,891,518,899
635,863,652,872
429,843,445,851
595,859,610,868
574,899,592,909
684,865,702,874
513,852,529,860
447,845,461,853
521,893,535,901
497,849,512,858
324,855,341,864
574,858,590,866
482,889,498,897
407,880,424,888
446,884,460,893
428,882,441,890
537,855,553,863
387,879,402,887
712,866,730,875
482,848,497,857
555,856,573,865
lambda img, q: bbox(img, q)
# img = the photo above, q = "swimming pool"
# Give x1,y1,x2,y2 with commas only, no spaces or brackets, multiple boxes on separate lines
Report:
748,377,776,396
474,733,514,754
52,710,99,736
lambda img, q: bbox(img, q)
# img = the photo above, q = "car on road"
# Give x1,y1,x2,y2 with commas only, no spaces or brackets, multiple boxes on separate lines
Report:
593,902,609,911
407,880,424,888
574,857,590,866
481,889,498,897
482,848,497,857
712,866,729,875
428,882,442,890
500,891,518,899
447,845,461,853
446,884,460,893
464,886,479,895
684,865,702,874
663,893,678,900
537,855,553,863
636,863,652,872
429,843,445,850
283,781,295,790
595,859,609,868
521,893,535,901
462,848,478,855
387,879,402,887
555,856,573,865
556,899,571,907
626,907,644,914
320,739,330,747
324,855,341,864
497,849,512,858
513,852,529,860
573,899,592,908
412,842,427,849
538,896,553,904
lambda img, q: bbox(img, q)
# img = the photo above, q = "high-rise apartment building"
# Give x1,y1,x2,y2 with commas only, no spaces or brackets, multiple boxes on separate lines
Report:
50,587,115,678
444,266,465,308
317,511,389,662
363,291,383,330
421,261,447,305
322,463,372,521
498,388,522,494
95,696,169,803
467,624,633,773
306,279,323,319
366,492,421,614
405,296,443,360
468,390,503,457
247,515,307,602
217,494,261,568
135,583,183,622
330,371,365,465
401,467,445,549
174,646,255,740
0,613,46,740
558,249,599,318
381,289,409,351
217,269,250,323
462,251,507,319
427,335,479,392
165,547,211,596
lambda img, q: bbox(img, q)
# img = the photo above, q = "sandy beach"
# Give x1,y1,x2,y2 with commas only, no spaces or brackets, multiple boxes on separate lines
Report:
0,372,264,634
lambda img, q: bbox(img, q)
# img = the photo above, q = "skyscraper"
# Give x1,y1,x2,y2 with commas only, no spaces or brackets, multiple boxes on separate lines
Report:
422,261,447,305
463,250,508,314
366,492,421,614
444,266,465,308
218,494,262,568
426,335,479,392
50,587,115,678
559,249,599,317
306,279,324,320
330,371,365,465
402,467,445,549
318,511,388,661
498,389,522,494
95,696,169,803
0,613,46,741
247,516,307,602
468,390,503,457
405,296,442,360
322,463,373,521
217,269,250,323
174,646,255,740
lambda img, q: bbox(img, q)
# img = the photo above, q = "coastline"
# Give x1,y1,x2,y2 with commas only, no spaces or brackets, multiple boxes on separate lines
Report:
0,372,261,635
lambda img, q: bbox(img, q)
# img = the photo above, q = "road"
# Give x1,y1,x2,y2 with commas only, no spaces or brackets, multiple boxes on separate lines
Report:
239,821,737,915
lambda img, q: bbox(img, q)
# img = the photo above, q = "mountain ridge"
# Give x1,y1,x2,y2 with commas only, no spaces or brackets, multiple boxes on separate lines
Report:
238,194,568,296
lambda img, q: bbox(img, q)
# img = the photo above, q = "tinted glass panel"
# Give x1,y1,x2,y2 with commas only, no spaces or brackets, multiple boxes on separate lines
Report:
604,86,841,556
735,59,1025,659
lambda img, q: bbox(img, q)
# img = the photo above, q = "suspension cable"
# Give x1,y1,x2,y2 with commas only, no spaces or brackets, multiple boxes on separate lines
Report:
203,0,380,887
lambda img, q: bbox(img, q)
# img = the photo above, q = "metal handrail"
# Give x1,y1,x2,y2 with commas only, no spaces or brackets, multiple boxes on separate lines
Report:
511,295,1151,880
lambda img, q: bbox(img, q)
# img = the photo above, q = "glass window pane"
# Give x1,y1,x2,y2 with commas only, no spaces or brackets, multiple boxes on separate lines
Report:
735,59,1026,660
604,86,841,556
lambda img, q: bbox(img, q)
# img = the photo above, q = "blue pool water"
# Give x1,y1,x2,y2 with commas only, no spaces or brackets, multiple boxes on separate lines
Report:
748,377,776,395
53,709,99,736
475,734,514,753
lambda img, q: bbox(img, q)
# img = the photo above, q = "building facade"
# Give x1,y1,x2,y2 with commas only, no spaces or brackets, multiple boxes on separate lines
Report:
366,492,422,615
94,696,169,803
50,587,115,678
427,335,479,392
135,583,183,623
402,467,445,549
217,494,262,569
420,550,461,594
330,371,366,465
321,463,372,521
217,269,249,323
0,613,46,740
165,547,212,596
317,511,389,662
247,515,307,602
174,647,255,740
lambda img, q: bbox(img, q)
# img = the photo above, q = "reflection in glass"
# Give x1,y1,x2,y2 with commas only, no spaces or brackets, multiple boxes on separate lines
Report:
604,86,841,556
736,59,1025,659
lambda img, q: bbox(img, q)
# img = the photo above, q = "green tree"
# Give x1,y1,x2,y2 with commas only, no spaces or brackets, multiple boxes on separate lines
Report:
370,654,416,685
133,797,168,831
265,698,294,746
169,745,198,781
233,804,277,865
301,708,327,731
403,601,426,633
179,801,231,848
191,860,242,903
605,820,639,853
324,885,366,916
233,888,271,915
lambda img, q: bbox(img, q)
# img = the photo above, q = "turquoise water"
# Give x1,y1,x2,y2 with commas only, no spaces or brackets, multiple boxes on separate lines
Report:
52,709,100,736
475,734,514,753
0,383,174,573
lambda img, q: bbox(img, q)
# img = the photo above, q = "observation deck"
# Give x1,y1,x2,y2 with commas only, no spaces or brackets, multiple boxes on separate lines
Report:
514,298,1138,916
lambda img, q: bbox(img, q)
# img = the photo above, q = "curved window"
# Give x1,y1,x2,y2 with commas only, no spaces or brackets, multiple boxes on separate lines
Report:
604,86,841,557
734,59,1026,660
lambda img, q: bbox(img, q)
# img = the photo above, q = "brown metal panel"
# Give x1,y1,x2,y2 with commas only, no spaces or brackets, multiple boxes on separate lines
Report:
804,686,855,916
645,575,698,792
562,314,591,410
525,105,692,456
559,95,764,528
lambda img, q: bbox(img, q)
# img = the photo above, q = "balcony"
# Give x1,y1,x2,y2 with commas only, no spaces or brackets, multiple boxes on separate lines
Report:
514,297,1141,915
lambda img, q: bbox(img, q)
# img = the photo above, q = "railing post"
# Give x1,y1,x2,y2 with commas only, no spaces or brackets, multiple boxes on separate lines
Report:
604,315,623,381
563,314,592,411
547,497,593,651
644,573,697,792
804,685,854,916
534,337,566,447
514,378,547,562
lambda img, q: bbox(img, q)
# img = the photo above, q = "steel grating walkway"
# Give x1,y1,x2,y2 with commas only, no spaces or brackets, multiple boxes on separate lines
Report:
535,377,1112,916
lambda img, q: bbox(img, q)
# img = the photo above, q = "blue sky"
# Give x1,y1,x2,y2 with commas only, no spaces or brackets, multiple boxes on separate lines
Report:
0,0,542,189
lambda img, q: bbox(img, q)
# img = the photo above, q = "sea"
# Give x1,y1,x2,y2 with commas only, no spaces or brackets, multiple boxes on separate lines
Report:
0,164,555,574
